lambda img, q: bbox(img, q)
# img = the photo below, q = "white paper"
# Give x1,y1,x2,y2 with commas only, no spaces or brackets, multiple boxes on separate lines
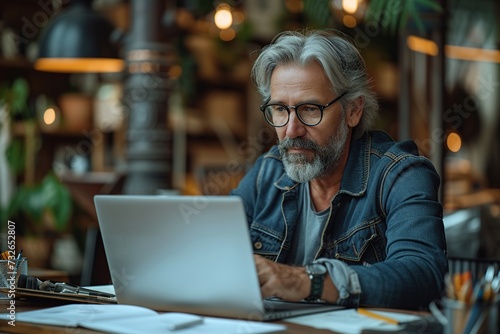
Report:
9,303,286,334
285,308,420,334
82,314,286,334
83,284,116,295
13,304,157,327
79,312,204,333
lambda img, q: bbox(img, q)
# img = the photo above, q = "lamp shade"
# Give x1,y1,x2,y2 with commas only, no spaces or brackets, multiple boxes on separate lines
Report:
35,0,124,73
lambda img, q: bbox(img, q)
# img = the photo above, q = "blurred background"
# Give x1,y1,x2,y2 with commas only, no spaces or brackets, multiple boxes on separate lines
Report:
0,0,499,285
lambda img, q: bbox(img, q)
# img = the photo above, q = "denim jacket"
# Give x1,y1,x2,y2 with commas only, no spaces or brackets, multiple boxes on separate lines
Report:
231,131,448,309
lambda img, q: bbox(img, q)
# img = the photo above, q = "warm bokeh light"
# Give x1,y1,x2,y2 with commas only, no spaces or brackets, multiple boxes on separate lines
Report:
176,8,195,28
35,58,124,73
407,35,500,63
407,35,439,56
214,5,232,30
343,15,357,28
490,204,500,218
285,0,303,13
446,45,500,63
219,28,236,42
168,64,182,79
232,11,245,25
447,132,462,153
342,0,359,14
43,107,57,125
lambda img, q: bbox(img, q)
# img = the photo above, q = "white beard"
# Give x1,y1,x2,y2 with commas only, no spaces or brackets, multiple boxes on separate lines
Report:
279,116,349,183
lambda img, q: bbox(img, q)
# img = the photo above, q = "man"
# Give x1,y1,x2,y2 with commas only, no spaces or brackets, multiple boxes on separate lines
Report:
230,30,447,310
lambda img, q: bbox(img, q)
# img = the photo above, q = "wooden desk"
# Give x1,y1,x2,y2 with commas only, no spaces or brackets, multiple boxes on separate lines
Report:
0,299,336,334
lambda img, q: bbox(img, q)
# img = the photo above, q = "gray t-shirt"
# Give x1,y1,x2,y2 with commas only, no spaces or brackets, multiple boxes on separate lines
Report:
286,182,329,266
285,182,362,304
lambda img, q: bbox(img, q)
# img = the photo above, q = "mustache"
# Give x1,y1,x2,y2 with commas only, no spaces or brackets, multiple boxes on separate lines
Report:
279,138,320,151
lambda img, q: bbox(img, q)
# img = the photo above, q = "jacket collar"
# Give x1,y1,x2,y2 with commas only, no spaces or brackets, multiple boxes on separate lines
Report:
340,133,370,197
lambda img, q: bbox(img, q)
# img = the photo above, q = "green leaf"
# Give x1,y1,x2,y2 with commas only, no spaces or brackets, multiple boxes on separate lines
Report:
24,185,45,222
303,0,332,27
5,139,25,175
7,186,29,220
9,78,29,117
416,0,442,12
52,185,72,231
366,0,442,35
7,173,73,231
0,84,9,104
398,0,412,34
388,0,402,35
366,0,389,21
40,173,73,231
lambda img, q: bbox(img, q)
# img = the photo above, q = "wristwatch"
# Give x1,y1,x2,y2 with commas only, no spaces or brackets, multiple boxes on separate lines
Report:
305,263,327,301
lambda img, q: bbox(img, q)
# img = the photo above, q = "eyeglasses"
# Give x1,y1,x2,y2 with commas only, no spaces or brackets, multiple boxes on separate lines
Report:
260,91,348,127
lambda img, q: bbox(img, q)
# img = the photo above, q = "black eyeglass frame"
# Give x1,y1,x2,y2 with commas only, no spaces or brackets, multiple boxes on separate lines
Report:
259,91,348,127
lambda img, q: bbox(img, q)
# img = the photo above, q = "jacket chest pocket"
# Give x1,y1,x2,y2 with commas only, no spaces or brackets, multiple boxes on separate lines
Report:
323,222,386,265
249,226,283,261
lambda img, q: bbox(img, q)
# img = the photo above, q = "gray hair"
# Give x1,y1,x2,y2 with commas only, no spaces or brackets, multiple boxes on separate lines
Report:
251,30,378,138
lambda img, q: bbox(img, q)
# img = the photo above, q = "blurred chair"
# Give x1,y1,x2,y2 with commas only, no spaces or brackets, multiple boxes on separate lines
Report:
60,171,124,286
443,207,481,259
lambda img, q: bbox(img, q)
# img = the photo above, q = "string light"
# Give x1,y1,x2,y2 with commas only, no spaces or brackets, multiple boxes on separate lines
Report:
220,28,236,42
447,132,462,153
407,35,500,62
343,15,357,28
214,4,233,30
407,35,439,56
43,107,57,125
342,0,359,14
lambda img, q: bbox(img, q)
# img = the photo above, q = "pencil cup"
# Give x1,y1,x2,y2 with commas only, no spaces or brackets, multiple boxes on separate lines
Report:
444,298,470,334
0,258,28,299
430,298,468,334
462,302,498,334
486,303,498,334
430,298,498,334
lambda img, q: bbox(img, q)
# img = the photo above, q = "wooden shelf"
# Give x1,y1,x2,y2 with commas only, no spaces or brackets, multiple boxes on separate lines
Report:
11,122,89,138
0,57,33,69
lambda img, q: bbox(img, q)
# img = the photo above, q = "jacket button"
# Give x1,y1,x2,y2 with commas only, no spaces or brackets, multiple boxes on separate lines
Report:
335,253,340,259
254,241,263,250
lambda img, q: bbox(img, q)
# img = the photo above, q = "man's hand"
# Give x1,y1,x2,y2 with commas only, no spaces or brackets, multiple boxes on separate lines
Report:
254,254,340,303
254,254,310,301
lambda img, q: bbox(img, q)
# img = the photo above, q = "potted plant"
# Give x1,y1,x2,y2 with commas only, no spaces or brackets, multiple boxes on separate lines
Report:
0,77,73,267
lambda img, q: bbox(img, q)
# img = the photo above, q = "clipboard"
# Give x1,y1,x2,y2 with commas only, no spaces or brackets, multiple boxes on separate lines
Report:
0,287,117,304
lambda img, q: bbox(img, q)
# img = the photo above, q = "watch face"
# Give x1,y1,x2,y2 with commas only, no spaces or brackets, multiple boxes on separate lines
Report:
307,263,327,275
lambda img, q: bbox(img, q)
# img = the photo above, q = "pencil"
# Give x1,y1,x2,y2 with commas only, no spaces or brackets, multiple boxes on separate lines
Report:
14,250,23,272
357,308,399,325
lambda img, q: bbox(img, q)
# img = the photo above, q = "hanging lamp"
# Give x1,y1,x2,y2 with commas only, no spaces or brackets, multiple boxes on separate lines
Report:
35,0,124,73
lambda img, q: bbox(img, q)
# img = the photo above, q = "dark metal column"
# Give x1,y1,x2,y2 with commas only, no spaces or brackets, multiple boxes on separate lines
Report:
122,0,175,194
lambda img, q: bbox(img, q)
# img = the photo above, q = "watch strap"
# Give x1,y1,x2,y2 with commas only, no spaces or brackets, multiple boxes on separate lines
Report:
305,264,326,301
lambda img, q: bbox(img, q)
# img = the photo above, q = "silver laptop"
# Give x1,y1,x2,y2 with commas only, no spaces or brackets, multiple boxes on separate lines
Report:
93,195,343,321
